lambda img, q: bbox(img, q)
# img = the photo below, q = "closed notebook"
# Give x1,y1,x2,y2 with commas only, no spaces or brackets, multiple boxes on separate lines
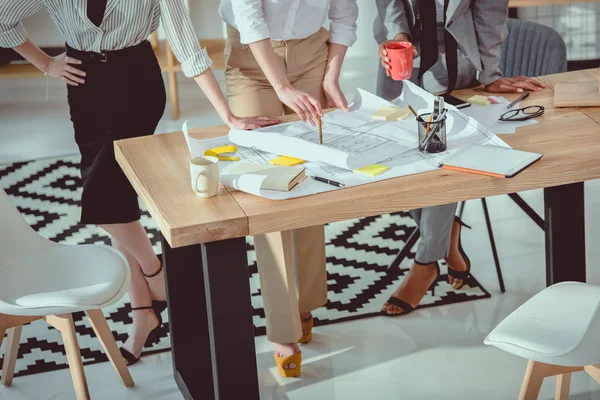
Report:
225,162,306,191
439,144,542,178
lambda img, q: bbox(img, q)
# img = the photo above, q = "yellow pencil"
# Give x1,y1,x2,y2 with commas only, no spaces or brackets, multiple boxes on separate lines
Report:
318,115,323,144
424,115,433,138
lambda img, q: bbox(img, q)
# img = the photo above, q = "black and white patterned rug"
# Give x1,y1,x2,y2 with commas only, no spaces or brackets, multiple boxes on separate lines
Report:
0,156,490,378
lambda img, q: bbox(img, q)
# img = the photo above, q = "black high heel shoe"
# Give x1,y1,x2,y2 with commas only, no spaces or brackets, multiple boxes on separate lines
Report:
144,264,168,323
447,217,472,290
152,300,167,320
119,305,163,366
383,262,440,317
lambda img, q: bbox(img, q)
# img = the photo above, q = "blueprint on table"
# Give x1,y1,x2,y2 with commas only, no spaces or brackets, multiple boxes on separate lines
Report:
184,80,510,200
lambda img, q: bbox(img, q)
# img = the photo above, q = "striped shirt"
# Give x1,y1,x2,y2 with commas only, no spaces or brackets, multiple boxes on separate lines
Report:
0,0,212,78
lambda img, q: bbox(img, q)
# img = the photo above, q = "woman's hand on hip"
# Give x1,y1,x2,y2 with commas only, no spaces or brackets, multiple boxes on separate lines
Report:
47,53,86,86
322,75,349,111
485,76,547,93
274,82,322,126
226,115,281,130
378,33,417,77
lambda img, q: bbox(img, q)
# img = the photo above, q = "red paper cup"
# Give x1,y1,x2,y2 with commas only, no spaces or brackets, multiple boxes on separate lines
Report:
385,41,413,81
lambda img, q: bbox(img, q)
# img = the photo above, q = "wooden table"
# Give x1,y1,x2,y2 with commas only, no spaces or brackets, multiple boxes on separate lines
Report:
115,69,600,400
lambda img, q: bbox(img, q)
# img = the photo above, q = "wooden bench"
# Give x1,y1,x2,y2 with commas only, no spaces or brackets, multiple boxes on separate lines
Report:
0,32,226,120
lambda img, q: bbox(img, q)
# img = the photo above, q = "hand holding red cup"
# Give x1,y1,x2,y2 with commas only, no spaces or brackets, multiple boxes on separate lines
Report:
378,33,418,81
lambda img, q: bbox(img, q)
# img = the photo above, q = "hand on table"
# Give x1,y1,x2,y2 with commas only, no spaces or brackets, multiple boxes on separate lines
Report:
485,76,547,93
46,53,86,86
226,115,280,130
378,33,417,77
274,82,323,126
322,74,349,111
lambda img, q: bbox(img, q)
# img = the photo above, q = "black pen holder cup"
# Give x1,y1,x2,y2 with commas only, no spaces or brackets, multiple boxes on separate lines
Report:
417,113,447,154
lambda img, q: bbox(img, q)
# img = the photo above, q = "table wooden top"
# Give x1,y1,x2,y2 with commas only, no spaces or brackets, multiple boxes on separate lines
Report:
115,69,600,248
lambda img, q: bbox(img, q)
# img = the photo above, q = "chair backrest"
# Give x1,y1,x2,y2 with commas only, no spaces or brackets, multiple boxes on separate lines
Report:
500,19,568,78
0,189,52,266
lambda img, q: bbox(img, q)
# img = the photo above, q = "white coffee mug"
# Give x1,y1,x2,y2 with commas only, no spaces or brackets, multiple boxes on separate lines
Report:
190,156,219,198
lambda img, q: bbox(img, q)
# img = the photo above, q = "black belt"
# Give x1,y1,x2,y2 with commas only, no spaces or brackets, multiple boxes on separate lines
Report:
65,40,151,63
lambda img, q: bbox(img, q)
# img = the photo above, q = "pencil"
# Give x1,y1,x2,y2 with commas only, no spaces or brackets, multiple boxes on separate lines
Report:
424,115,433,138
408,104,419,118
408,104,426,123
318,115,323,144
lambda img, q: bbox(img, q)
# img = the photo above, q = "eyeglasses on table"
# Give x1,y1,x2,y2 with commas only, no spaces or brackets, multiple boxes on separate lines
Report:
499,105,545,122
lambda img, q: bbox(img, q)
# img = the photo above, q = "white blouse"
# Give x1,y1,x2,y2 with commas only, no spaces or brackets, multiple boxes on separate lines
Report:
0,0,212,78
219,0,358,47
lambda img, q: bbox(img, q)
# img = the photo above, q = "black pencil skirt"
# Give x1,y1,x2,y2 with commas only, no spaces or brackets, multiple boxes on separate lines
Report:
66,41,166,225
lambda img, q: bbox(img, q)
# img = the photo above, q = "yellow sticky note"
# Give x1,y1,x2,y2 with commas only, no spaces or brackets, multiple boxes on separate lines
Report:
467,95,491,106
270,156,306,166
372,107,411,121
353,164,390,176
205,145,240,161
205,145,238,157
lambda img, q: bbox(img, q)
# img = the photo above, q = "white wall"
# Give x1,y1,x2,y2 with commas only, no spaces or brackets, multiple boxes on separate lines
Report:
346,0,378,61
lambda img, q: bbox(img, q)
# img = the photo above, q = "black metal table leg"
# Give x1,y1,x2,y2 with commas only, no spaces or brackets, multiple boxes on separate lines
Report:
481,198,506,293
544,183,586,286
162,235,258,400
508,193,545,231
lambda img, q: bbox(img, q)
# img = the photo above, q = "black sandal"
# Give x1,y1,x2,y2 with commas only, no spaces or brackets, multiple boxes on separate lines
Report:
447,217,472,290
383,262,440,316
143,265,168,318
119,305,163,366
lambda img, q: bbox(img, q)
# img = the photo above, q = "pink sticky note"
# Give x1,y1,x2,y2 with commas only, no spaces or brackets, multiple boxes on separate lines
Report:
488,97,499,104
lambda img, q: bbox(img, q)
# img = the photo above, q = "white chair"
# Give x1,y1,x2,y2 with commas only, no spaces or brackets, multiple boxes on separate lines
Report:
0,189,133,399
485,282,600,400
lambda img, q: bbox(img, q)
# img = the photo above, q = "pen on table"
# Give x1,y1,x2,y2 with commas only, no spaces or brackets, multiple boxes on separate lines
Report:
318,115,323,144
507,92,530,109
312,175,345,188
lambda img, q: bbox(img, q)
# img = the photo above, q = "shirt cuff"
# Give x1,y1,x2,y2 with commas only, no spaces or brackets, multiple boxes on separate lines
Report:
181,48,214,78
0,23,27,48
478,69,503,86
238,24,271,44
330,25,357,47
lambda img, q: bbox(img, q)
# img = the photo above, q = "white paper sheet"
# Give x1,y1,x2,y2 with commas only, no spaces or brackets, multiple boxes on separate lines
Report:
461,97,538,134
182,121,226,158
183,81,511,200
228,90,408,171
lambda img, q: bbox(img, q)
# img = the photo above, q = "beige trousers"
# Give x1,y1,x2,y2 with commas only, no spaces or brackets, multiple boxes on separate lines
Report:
225,26,329,343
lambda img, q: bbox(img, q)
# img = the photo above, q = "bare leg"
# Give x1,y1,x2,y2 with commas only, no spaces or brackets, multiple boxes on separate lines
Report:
110,238,159,360
382,262,438,315
100,221,166,302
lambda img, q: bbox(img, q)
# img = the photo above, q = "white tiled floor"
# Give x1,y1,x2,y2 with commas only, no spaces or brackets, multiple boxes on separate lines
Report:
2,66,600,399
